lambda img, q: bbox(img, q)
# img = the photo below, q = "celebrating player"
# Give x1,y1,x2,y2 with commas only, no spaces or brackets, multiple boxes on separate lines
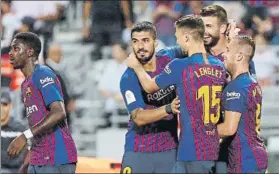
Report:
200,4,256,78
217,35,268,173
200,5,258,171
7,32,77,173
126,15,226,173
120,21,182,173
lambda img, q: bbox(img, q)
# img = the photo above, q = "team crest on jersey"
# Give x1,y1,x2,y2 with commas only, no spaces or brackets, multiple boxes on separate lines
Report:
164,65,171,74
125,90,136,104
26,87,32,96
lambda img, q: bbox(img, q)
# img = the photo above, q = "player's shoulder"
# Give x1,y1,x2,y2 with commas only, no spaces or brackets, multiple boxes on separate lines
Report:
34,64,55,76
120,68,137,84
156,45,182,59
167,58,187,68
156,47,172,57
121,68,136,78
32,64,56,82
226,74,254,93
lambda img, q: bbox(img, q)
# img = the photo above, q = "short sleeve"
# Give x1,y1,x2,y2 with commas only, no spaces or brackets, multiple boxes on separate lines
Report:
120,71,146,113
155,59,181,89
33,68,63,106
223,84,247,113
156,45,183,59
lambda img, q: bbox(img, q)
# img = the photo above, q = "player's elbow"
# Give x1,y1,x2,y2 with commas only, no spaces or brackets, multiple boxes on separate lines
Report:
49,101,67,122
58,111,67,120
49,109,66,125
131,114,146,126
50,110,66,124
131,109,148,126
145,87,154,94
133,118,146,126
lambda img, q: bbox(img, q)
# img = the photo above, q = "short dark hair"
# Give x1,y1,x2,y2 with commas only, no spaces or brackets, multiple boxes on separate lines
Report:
236,35,256,62
175,15,205,41
131,21,157,39
200,5,228,24
14,32,41,58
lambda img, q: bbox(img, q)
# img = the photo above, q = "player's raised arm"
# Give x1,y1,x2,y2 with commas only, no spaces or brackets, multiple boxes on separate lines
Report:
126,53,159,93
156,45,184,59
126,53,181,94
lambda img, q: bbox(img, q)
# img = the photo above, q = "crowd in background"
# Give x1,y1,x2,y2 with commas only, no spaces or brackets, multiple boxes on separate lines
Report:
1,0,279,170
2,0,279,89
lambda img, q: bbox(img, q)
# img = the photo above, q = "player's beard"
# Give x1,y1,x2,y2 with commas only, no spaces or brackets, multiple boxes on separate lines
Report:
204,34,220,48
134,47,155,65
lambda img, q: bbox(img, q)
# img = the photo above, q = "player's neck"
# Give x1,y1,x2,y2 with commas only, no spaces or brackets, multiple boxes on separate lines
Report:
143,56,156,72
21,60,37,78
231,66,249,80
188,43,207,57
209,37,227,56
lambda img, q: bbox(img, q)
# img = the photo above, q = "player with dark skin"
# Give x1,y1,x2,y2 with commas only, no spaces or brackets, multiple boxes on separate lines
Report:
8,34,68,173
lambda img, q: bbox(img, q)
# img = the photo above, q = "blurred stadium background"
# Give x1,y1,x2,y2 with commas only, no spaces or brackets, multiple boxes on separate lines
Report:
1,0,279,173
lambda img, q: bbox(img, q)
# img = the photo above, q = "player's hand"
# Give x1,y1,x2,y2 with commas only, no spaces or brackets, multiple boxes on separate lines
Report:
226,19,241,42
7,133,27,158
126,53,142,69
171,96,180,114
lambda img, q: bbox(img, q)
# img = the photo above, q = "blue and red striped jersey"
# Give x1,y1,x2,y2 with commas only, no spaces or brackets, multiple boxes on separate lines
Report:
120,47,182,153
222,72,268,173
21,64,77,166
155,53,226,161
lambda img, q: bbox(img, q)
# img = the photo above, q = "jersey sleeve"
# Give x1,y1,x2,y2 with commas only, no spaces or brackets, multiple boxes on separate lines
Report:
120,70,146,113
33,68,63,107
223,83,247,113
155,59,181,89
156,45,183,59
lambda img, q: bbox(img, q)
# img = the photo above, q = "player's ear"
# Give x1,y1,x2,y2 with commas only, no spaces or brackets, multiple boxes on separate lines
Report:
155,39,158,48
185,33,189,43
28,48,35,57
220,24,227,35
236,52,244,62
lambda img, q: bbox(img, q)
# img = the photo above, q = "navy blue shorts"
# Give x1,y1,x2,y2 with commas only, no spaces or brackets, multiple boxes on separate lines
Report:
121,149,177,173
171,161,215,174
27,163,76,173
